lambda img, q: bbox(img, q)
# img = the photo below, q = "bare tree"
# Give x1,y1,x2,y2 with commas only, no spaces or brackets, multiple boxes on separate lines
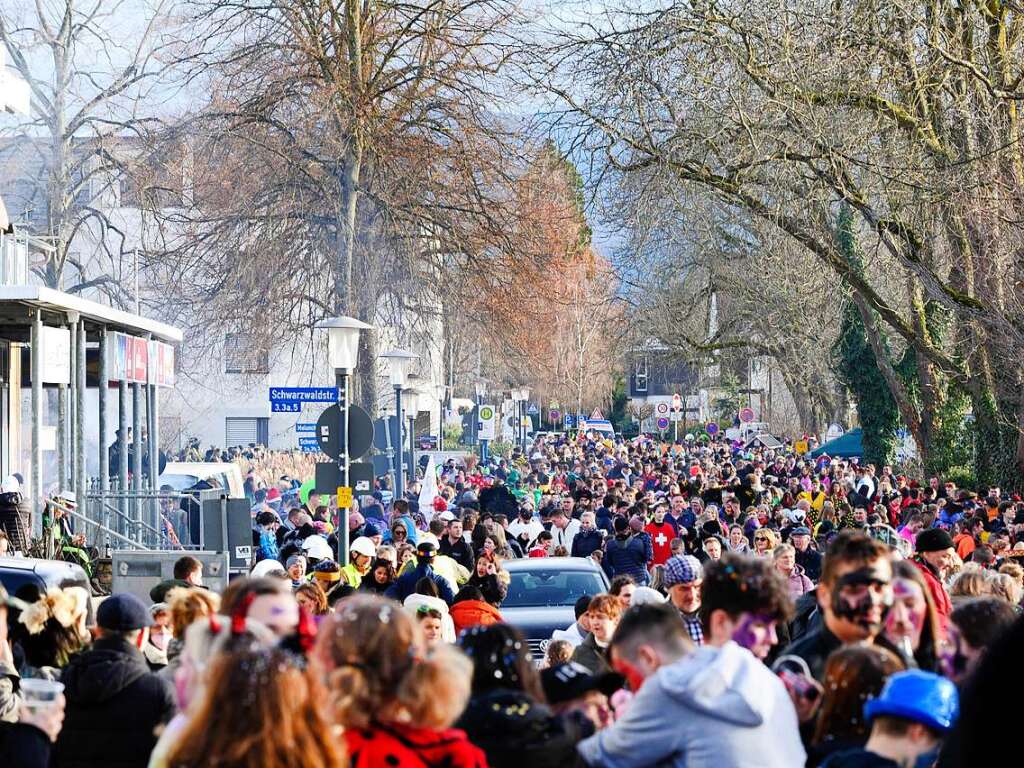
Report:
0,0,174,299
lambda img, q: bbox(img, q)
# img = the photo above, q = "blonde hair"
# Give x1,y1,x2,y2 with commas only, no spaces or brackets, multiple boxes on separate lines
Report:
545,639,573,667
989,573,1022,606
950,570,991,599
316,595,472,730
167,587,221,640
998,561,1024,586
773,543,796,559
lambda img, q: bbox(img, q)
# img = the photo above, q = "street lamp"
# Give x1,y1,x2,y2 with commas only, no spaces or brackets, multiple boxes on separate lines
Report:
316,315,373,565
511,386,530,452
381,348,419,501
402,380,422,491
474,381,487,460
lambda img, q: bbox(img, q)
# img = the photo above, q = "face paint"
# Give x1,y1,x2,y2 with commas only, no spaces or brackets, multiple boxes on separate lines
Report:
884,578,926,650
831,565,892,630
611,654,646,694
731,613,779,660
939,626,969,680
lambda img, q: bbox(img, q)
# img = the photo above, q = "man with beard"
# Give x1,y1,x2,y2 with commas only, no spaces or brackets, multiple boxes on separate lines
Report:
781,531,893,682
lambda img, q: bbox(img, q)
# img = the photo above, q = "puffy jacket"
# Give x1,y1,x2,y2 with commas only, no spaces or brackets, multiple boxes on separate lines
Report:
571,633,612,675
0,492,32,552
780,564,814,601
571,529,604,559
450,599,503,636
912,557,952,631
56,635,175,768
578,642,805,768
602,534,652,585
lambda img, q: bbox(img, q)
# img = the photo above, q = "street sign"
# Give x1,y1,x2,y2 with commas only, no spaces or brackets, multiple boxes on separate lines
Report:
656,417,670,431
350,461,375,496
706,422,719,435
478,404,496,440
316,402,373,461
295,423,316,433
315,462,341,496
268,385,335,415
527,403,539,416
655,402,669,416
590,408,604,420
670,410,683,422
336,486,353,509
740,407,755,423
298,436,319,453
672,392,682,406
564,413,577,429
549,409,561,423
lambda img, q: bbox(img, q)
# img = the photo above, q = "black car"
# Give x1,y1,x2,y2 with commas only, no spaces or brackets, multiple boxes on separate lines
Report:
501,557,608,661
0,556,95,625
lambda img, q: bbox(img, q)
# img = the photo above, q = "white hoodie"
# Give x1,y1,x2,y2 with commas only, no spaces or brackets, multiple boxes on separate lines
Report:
578,641,805,768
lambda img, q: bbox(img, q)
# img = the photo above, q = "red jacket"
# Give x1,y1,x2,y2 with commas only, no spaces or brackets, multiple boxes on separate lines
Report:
450,599,503,636
912,557,952,631
347,723,488,768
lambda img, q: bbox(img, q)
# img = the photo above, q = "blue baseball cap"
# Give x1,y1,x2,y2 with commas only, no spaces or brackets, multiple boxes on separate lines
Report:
864,670,959,733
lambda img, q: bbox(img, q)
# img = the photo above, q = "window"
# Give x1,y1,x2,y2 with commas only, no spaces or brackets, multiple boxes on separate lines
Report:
224,333,269,374
503,569,606,608
634,356,648,393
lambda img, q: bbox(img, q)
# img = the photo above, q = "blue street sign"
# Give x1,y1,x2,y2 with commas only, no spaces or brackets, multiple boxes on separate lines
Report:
269,386,338,404
272,402,301,413
298,436,320,453
564,413,577,428
295,423,316,433
706,422,719,435
527,403,539,415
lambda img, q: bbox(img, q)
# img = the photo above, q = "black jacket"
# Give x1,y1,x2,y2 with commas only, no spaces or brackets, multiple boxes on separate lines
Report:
467,573,508,607
795,547,823,582
820,748,900,768
439,536,476,572
779,624,842,683
0,722,50,768
56,635,175,768
456,689,591,768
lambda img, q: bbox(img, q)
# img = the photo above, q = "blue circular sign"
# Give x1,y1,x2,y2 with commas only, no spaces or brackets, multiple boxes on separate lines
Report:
656,417,670,431
706,422,719,435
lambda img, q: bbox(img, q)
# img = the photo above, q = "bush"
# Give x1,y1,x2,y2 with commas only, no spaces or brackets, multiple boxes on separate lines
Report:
943,465,977,492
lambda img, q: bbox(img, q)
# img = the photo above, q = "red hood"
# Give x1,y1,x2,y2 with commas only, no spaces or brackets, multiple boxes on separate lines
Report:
450,599,503,633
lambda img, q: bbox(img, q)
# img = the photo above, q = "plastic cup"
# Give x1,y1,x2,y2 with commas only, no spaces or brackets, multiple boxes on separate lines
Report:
19,678,64,712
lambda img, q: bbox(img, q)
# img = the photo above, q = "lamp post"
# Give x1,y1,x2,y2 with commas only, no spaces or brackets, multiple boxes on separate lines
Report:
317,316,372,565
381,348,419,501
402,383,421,491
511,387,530,452
474,381,487,461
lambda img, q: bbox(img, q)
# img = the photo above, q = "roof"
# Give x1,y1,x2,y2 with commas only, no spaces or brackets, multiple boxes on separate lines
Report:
0,285,182,343
808,428,862,458
744,432,784,450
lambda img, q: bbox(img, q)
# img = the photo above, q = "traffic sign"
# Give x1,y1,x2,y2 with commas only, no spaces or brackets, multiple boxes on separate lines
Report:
740,407,755,423
670,410,683,422
527,403,539,416
295,423,316,433
656,417,670,431
298,436,320,453
672,393,682,407
336,486,353,509
316,402,373,461
590,408,604,420
272,402,301,413
478,404,496,440
564,413,577,429
549,409,561,423
706,422,719,435
655,402,669,416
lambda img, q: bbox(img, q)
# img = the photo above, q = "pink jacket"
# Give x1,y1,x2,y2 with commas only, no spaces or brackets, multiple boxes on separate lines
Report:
782,564,814,601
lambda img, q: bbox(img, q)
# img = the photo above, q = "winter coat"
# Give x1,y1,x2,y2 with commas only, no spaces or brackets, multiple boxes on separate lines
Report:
56,635,176,768
347,722,488,768
571,633,612,675
577,642,806,768
450,599,503,636
456,689,591,768
602,534,652,586
467,572,508,607
820,748,901,768
779,624,843,683
440,536,476,573
1,722,50,768
912,557,952,631
386,563,455,605
780,564,814,602
795,547,823,582
570,529,604,559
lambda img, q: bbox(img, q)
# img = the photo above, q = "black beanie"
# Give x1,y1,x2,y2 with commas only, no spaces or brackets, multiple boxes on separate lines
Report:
915,527,955,553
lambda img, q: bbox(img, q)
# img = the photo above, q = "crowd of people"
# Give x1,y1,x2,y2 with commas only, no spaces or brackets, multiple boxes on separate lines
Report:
2,429,1023,767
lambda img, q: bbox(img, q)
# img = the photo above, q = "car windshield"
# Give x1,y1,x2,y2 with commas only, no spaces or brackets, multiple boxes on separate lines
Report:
503,569,606,608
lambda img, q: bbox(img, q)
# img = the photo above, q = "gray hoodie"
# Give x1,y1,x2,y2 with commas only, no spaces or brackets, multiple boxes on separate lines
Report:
578,641,805,768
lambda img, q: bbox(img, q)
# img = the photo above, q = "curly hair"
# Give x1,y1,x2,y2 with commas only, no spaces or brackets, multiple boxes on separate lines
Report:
699,552,794,633
166,587,221,640
316,594,472,730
